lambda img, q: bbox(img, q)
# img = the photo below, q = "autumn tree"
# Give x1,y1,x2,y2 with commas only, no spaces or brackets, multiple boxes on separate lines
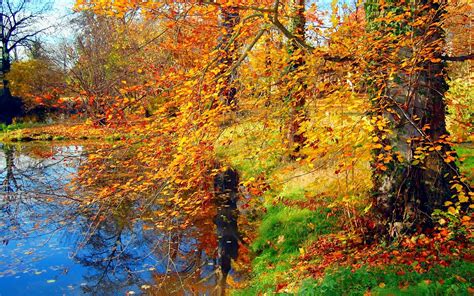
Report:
6,39,66,115
0,0,51,122
364,0,472,238
64,11,149,123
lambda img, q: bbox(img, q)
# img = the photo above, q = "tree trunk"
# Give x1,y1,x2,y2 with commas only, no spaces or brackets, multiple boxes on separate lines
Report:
217,6,240,109
366,0,468,238
286,0,307,158
0,0,11,98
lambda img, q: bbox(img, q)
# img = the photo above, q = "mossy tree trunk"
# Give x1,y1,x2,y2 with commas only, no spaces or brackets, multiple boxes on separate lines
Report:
365,0,468,238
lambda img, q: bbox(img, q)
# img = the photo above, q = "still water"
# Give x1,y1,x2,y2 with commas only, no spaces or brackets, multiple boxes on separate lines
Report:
0,143,244,295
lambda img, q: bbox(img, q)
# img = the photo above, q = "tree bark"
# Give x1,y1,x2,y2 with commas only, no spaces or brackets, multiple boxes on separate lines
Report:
366,0,468,238
217,6,240,109
286,0,307,158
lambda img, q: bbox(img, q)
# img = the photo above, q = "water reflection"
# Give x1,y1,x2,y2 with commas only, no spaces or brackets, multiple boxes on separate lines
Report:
0,143,245,295
214,167,240,296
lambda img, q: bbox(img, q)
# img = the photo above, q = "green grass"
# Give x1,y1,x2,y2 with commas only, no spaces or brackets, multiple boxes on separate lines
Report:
235,206,336,295
252,206,335,255
279,185,307,201
298,261,474,296
455,144,474,180
0,122,43,133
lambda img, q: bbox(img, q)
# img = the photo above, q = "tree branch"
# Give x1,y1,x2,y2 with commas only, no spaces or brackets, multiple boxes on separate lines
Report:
201,1,277,13
442,54,474,62
7,26,51,52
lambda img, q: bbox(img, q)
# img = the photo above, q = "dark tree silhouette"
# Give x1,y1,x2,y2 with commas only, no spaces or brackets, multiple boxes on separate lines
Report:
0,0,51,123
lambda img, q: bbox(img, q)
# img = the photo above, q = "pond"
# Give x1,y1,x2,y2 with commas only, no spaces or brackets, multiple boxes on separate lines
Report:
0,143,246,295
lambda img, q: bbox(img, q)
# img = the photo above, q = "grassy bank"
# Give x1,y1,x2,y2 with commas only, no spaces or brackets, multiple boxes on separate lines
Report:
0,122,115,142
217,119,474,296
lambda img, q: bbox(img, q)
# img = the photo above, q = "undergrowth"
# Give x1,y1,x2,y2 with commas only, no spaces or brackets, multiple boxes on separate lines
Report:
231,144,473,295
456,144,474,180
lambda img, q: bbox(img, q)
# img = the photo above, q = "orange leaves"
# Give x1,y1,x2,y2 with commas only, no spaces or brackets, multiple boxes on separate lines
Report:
299,225,471,280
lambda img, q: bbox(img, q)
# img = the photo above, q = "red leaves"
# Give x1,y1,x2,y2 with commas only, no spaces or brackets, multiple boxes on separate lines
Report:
297,226,473,280
275,282,289,293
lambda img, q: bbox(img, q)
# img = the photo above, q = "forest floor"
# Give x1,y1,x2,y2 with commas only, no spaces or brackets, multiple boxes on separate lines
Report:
2,121,473,295
214,121,473,295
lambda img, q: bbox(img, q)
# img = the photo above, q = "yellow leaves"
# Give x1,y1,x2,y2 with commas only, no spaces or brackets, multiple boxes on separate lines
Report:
330,0,340,27
363,203,373,214
428,145,443,152
299,247,305,256
457,193,469,204
444,155,456,163
373,143,383,149
448,206,458,215
376,163,388,171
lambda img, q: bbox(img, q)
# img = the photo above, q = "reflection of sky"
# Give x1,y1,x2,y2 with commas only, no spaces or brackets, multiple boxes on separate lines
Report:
0,144,228,296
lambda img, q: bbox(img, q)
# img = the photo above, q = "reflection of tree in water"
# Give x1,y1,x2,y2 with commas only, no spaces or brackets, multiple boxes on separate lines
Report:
2,144,17,192
73,201,143,295
1,144,18,230
74,188,243,296
145,167,243,296
213,167,240,296
0,143,82,247
74,196,219,295
0,144,246,295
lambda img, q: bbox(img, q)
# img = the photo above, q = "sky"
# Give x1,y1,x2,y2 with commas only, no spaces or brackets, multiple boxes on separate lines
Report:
32,0,355,50
38,0,76,45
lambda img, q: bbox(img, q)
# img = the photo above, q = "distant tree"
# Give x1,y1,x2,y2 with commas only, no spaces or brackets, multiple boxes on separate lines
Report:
6,40,66,114
65,11,140,123
0,0,52,123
